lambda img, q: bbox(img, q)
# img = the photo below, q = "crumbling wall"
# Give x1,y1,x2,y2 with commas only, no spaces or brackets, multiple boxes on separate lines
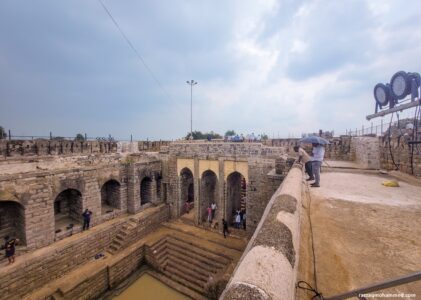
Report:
0,140,118,159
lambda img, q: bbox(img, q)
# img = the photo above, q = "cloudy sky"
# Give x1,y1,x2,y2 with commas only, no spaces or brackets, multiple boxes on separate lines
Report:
1,0,421,140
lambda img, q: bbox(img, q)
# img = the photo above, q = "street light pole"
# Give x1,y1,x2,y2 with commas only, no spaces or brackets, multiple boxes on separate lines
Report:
186,80,197,139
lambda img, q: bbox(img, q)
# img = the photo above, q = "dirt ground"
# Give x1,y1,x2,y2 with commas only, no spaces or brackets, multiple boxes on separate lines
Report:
298,171,421,300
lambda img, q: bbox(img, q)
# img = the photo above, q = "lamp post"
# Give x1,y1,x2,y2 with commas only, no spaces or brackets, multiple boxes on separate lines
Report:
186,80,198,139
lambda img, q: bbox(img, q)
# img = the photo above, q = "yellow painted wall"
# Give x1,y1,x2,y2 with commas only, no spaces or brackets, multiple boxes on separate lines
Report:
224,160,248,182
177,158,194,176
199,160,219,179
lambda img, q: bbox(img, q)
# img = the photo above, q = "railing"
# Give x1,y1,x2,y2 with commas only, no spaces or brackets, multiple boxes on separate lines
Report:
324,270,421,300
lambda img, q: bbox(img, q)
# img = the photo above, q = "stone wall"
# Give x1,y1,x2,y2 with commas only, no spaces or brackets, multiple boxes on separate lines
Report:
0,140,118,159
222,165,303,300
0,205,169,300
166,143,287,233
268,136,355,161
380,135,421,177
0,154,163,250
352,137,380,169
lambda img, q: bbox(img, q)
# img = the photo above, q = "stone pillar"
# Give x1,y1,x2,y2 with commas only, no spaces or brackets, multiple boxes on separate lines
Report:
150,174,157,204
218,158,225,223
126,164,139,213
194,157,200,225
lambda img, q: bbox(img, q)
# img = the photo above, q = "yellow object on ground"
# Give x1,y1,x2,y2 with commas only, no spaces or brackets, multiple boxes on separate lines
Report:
382,180,400,187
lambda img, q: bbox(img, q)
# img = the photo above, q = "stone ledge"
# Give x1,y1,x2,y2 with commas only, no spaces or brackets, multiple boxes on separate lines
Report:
222,164,303,300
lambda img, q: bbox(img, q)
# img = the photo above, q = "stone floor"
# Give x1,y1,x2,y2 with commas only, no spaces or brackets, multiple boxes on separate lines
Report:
298,164,421,299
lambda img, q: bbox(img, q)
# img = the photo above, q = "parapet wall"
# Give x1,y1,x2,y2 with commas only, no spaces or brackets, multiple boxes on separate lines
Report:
0,140,118,159
222,165,303,300
268,137,355,161
169,142,285,159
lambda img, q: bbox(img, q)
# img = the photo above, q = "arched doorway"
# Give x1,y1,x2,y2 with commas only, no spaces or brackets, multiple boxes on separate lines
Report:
140,177,152,205
100,180,121,214
226,172,246,225
200,170,218,223
54,189,83,232
180,168,194,215
0,200,26,245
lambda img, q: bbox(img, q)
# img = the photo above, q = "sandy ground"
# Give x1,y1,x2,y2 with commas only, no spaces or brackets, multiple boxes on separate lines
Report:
298,172,421,300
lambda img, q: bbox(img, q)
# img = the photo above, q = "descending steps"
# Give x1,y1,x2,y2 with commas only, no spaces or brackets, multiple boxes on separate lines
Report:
145,231,238,296
107,218,137,254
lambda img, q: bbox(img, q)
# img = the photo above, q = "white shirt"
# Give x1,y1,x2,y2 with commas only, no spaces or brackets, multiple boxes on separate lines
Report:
211,203,217,210
312,145,325,161
298,148,311,163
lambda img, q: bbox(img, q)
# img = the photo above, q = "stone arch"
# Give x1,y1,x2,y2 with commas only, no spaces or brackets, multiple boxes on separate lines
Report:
180,167,194,215
0,199,26,245
140,176,153,205
54,189,83,232
100,179,121,214
200,170,218,223
226,171,246,225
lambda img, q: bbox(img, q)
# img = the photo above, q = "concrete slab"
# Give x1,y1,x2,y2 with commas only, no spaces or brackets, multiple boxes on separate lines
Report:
298,171,421,299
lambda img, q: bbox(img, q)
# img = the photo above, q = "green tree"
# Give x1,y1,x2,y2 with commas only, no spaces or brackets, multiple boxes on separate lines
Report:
186,131,222,140
224,130,236,137
261,133,268,140
75,133,85,141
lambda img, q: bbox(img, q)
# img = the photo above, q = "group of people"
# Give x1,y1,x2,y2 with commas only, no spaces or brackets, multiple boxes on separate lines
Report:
294,143,325,187
225,133,263,143
234,209,246,230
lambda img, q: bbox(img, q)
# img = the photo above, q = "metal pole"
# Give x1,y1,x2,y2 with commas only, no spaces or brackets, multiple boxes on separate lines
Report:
186,80,197,139
8,130,11,141
381,119,383,134
325,270,421,300
190,83,193,137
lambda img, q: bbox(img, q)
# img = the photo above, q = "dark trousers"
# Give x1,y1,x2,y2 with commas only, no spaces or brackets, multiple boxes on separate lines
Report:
305,161,313,179
223,227,229,238
83,219,90,230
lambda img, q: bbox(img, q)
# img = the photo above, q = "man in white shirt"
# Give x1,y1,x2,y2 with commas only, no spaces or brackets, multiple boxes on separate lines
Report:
211,202,217,221
311,143,325,187
294,146,313,181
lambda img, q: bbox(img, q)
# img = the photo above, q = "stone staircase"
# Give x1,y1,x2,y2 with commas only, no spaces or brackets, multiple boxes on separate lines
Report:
107,218,138,254
145,234,232,295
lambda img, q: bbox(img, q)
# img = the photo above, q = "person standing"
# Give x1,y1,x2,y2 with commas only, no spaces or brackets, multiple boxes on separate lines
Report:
82,209,93,230
222,219,229,238
3,236,19,264
207,205,212,223
211,202,217,221
294,145,313,181
235,213,241,228
311,143,325,187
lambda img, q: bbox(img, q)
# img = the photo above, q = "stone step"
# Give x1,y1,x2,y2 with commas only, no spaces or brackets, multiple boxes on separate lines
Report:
147,271,207,300
166,260,208,286
167,249,221,274
166,255,210,282
164,243,227,272
163,221,246,252
115,234,125,242
164,265,204,294
166,237,229,267
170,234,233,262
109,244,119,253
150,237,168,251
